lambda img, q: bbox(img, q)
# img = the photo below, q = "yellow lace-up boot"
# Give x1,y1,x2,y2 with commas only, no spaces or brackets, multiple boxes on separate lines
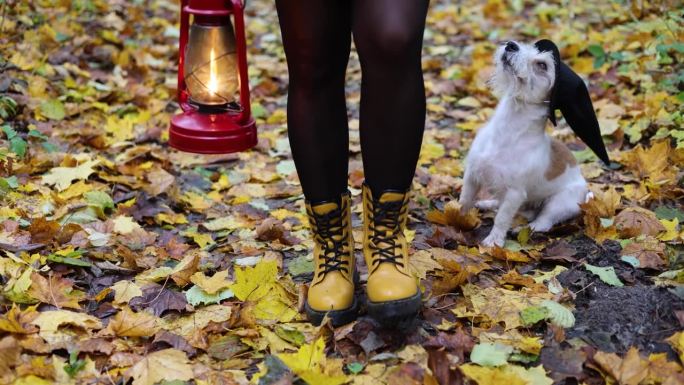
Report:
304,192,358,326
362,183,421,327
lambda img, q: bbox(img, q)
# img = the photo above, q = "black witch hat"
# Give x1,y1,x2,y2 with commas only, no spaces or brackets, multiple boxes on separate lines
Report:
534,39,610,165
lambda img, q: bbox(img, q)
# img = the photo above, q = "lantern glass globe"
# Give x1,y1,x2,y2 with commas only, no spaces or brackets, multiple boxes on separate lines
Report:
184,21,239,106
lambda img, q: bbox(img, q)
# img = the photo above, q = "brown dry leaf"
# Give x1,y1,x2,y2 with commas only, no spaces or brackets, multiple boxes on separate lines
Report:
0,336,21,384
27,217,61,244
408,250,443,281
614,207,666,238
593,347,649,385
461,284,552,330
430,248,490,295
125,349,193,385
28,272,84,310
0,304,39,334
170,252,200,287
583,186,622,218
488,247,532,263
501,270,547,292
102,306,159,337
645,353,684,384
444,200,480,230
144,167,176,196
581,186,622,241
620,237,668,270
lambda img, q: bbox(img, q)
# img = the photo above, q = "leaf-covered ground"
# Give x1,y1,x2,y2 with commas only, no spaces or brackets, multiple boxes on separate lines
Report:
1,0,683,384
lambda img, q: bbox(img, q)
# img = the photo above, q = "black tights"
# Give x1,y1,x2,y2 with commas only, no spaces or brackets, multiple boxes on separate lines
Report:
276,0,429,203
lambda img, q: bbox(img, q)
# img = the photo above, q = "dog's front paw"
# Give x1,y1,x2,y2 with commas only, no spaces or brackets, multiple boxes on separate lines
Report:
482,232,505,247
529,219,552,233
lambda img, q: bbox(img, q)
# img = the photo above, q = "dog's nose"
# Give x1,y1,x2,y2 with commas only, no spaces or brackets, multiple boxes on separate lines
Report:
505,41,519,53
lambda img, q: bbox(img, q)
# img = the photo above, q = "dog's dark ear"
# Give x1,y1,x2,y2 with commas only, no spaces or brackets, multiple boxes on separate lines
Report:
535,39,610,165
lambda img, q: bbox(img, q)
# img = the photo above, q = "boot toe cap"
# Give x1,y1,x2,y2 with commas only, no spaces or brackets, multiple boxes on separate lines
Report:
307,273,355,311
366,266,419,303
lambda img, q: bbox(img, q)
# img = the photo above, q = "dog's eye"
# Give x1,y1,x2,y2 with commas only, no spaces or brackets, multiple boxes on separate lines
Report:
536,62,548,71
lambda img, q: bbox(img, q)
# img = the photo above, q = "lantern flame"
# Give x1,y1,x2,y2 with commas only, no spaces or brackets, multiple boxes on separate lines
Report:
208,48,218,95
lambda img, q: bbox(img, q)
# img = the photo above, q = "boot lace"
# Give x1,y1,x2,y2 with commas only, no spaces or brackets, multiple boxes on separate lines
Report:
311,206,349,278
368,199,406,268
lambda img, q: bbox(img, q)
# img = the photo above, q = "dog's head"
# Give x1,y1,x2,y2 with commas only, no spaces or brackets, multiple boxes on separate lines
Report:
490,40,556,104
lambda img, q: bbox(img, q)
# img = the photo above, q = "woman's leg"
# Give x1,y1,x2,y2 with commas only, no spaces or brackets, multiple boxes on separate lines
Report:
275,0,352,203
353,0,429,328
352,0,429,194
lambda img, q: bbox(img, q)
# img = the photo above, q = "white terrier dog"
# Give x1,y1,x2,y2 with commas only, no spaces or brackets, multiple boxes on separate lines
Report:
459,40,606,247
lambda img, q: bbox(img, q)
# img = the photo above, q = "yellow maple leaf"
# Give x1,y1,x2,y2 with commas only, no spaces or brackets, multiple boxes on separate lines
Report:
277,337,348,385
230,260,278,301
253,286,298,322
125,349,193,385
156,212,188,225
190,270,232,295
658,218,681,242
41,160,100,191
460,364,552,385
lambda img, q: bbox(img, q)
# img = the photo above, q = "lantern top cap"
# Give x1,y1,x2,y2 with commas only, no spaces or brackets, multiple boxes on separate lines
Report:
186,0,241,15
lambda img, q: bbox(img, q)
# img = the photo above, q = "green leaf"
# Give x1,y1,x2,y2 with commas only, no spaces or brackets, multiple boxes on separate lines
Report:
275,325,306,346
520,306,549,326
621,255,640,267
28,129,49,141
47,254,92,267
185,285,234,306
40,99,66,120
2,124,17,139
587,44,605,57
346,362,365,375
287,254,314,276
84,190,114,212
0,176,18,190
585,263,624,287
10,137,27,157
470,342,513,367
509,353,539,364
63,350,86,378
654,206,684,222
540,300,575,328
251,103,267,119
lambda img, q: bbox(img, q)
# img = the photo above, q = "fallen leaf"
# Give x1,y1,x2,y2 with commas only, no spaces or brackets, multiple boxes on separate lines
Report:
102,306,159,337
125,349,193,385
470,342,513,367
620,237,668,270
28,272,84,309
614,207,666,238
190,270,232,295
584,263,624,287
41,160,100,191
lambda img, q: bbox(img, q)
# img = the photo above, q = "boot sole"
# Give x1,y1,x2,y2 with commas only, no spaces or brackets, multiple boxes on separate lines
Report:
367,290,422,329
305,270,360,327
305,296,359,327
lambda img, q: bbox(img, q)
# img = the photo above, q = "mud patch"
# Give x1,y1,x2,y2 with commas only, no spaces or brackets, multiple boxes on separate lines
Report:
557,237,684,355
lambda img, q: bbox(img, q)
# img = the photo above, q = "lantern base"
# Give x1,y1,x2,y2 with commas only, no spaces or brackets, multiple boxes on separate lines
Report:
169,110,257,154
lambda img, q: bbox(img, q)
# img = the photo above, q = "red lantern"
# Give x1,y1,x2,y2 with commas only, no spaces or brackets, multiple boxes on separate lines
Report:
169,0,257,154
